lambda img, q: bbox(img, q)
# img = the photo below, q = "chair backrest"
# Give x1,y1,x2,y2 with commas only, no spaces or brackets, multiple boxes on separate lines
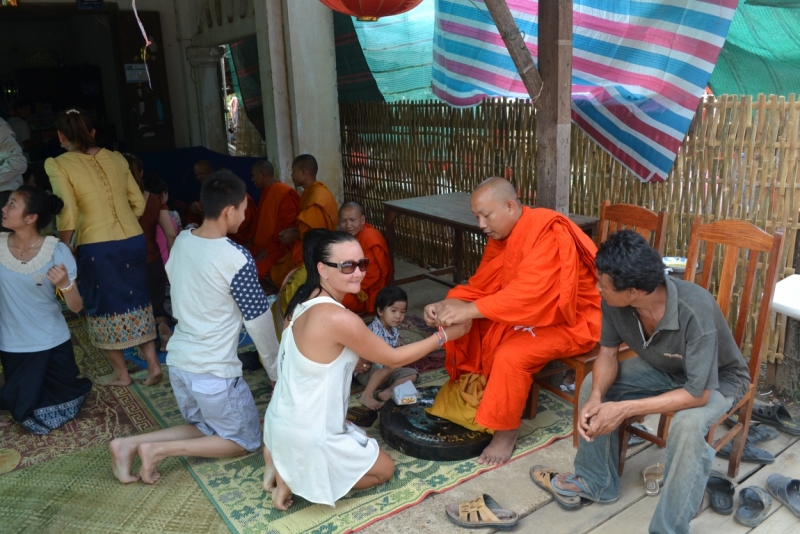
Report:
597,201,668,255
683,218,785,383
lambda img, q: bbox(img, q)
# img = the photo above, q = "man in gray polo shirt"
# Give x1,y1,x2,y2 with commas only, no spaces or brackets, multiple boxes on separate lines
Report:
538,230,749,534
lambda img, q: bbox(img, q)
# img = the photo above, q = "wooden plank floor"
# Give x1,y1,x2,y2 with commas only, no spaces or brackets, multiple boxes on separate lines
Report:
514,428,799,533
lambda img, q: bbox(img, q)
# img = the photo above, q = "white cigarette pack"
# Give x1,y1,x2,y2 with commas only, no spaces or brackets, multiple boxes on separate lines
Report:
392,381,418,405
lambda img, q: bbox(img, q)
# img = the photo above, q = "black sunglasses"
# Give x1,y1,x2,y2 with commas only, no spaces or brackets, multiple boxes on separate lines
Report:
321,258,370,274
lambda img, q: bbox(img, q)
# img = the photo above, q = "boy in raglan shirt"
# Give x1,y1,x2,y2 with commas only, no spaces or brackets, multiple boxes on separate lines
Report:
109,169,279,484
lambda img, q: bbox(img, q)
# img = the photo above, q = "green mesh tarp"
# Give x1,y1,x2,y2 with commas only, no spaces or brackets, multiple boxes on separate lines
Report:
708,4,800,97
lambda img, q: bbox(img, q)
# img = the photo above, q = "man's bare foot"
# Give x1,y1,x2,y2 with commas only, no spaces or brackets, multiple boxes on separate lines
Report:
359,394,383,411
271,472,294,510
109,438,141,483
137,442,164,484
376,389,393,402
142,368,163,386
158,324,172,352
0,418,12,428
263,448,277,492
96,372,132,387
554,472,583,493
476,429,518,465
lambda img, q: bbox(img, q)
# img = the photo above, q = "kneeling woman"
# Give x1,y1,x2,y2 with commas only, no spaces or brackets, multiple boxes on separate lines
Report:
263,230,470,509
0,186,92,434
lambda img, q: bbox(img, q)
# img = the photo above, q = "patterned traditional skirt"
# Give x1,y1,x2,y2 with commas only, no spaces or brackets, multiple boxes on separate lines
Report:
77,234,157,350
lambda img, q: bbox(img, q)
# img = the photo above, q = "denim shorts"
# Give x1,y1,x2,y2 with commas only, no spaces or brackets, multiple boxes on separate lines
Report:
170,366,261,452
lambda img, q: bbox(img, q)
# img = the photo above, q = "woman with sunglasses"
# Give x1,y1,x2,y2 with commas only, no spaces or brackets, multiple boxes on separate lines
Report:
262,229,470,510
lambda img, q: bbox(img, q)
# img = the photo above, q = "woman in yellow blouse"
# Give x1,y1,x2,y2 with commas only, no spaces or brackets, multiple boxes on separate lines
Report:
45,109,162,387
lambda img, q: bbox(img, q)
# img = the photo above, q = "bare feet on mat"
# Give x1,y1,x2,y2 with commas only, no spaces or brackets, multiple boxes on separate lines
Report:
376,389,394,402
359,394,384,411
0,417,12,428
476,429,518,466
142,369,163,386
109,438,141,483
158,323,172,352
96,371,132,387
263,448,277,492
137,442,163,484
271,472,294,510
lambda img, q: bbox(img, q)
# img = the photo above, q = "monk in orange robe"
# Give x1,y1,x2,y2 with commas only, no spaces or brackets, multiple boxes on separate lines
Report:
186,161,256,245
269,154,338,286
424,177,601,465
338,202,393,314
249,160,301,279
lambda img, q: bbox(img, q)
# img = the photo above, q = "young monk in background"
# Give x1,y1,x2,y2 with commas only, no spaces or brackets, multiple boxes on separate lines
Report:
424,177,601,466
269,154,338,287
249,159,300,280
338,201,393,314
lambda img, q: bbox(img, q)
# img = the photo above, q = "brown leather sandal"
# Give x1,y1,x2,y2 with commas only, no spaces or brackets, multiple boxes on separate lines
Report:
445,494,519,530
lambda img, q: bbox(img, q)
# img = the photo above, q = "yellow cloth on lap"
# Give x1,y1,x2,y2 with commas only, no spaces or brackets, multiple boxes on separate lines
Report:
426,373,495,434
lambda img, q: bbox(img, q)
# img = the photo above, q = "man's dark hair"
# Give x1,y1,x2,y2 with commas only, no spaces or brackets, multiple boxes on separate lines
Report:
200,169,247,219
292,154,318,176
595,230,664,293
375,286,408,313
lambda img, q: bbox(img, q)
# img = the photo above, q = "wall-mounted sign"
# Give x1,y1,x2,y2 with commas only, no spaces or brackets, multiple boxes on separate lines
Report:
124,64,149,83
77,0,103,9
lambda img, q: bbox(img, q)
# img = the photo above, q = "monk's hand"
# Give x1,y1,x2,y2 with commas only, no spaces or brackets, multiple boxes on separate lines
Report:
435,299,480,327
279,228,300,244
443,320,471,342
423,302,442,327
356,290,368,303
583,402,630,440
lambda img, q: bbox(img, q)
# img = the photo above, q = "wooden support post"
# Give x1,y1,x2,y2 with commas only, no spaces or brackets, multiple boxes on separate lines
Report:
482,0,572,214
536,0,573,213
482,0,544,105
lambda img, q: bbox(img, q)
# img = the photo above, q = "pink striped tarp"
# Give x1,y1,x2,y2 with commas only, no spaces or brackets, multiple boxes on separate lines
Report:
432,0,739,182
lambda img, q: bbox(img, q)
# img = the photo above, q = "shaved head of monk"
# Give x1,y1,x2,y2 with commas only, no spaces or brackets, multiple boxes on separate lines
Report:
339,201,366,236
470,177,523,240
251,159,275,189
193,160,214,183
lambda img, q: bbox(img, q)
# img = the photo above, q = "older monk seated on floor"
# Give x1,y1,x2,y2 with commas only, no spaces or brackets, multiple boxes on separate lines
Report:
338,201,393,314
424,177,601,465
269,154,338,287
249,159,301,280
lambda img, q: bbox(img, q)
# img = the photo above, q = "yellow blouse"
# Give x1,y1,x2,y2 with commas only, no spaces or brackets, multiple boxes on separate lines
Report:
45,149,145,247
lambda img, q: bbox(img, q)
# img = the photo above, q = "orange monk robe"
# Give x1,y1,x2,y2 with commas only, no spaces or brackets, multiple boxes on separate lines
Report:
249,183,301,278
444,207,601,431
227,194,258,246
269,181,338,286
341,223,393,314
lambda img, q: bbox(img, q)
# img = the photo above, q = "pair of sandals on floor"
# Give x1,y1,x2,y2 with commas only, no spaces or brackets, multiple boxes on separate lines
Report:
444,467,615,529
706,471,800,526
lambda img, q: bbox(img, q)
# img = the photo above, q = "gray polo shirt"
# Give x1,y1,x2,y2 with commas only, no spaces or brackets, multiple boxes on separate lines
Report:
600,276,750,401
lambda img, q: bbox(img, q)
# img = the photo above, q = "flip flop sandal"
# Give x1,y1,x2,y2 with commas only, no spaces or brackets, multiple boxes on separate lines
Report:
734,486,772,527
751,404,800,436
716,440,775,465
444,494,519,530
725,416,781,443
766,474,800,518
529,465,582,510
642,463,665,497
551,473,619,504
706,471,735,515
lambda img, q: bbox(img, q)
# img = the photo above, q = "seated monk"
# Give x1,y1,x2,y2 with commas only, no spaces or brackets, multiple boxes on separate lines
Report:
424,177,601,465
338,201,393,314
269,154,338,287
187,161,257,246
249,159,301,279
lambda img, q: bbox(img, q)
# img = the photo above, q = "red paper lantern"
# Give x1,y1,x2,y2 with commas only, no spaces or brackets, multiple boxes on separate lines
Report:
318,0,424,22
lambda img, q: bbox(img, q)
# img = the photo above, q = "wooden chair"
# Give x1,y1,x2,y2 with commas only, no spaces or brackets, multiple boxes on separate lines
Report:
524,202,668,447
617,218,785,479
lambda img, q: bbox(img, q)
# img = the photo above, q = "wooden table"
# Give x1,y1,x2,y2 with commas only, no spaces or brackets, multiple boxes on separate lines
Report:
384,193,599,287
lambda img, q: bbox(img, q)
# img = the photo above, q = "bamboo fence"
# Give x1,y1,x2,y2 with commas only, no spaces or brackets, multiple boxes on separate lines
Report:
340,94,800,367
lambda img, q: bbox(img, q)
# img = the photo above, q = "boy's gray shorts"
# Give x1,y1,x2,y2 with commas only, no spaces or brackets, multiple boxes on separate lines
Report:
170,367,261,452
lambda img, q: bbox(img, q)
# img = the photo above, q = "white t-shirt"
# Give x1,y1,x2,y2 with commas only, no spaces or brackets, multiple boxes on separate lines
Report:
165,230,278,378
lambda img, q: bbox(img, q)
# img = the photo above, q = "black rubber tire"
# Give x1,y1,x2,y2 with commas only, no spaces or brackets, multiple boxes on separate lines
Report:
379,386,492,461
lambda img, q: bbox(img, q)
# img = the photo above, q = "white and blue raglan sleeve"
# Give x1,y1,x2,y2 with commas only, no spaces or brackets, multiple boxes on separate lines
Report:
229,243,280,380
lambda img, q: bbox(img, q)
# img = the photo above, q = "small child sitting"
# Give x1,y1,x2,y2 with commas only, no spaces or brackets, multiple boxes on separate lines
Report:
356,286,418,410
